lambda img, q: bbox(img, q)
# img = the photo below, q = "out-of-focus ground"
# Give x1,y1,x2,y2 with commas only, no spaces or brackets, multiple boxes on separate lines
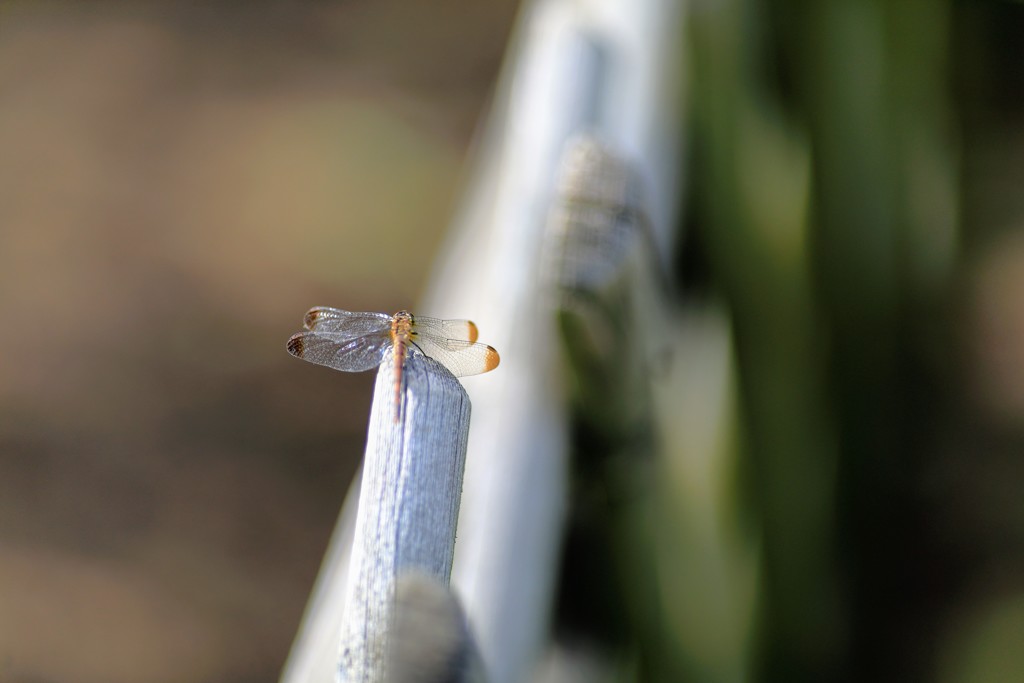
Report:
0,2,518,681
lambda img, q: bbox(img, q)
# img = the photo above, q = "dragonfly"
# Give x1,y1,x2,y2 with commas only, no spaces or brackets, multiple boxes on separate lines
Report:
287,307,500,419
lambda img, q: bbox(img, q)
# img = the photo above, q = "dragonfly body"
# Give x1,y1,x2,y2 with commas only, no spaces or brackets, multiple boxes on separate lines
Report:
390,310,414,414
287,307,499,420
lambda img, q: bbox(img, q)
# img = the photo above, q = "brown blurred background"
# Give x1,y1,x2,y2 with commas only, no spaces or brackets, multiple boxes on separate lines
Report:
0,2,518,681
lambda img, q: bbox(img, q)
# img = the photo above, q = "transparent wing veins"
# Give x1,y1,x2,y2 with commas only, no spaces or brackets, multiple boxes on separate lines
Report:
287,330,392,373
410,332,500,377
412,316,479,343
303,307,391,339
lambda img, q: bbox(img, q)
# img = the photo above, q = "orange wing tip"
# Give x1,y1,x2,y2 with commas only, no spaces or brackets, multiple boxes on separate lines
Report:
286,333,306,357
484,346,500,372
467,321,479,343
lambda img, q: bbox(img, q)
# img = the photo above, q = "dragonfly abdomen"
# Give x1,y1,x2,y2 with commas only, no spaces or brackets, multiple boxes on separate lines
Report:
390,311,415,421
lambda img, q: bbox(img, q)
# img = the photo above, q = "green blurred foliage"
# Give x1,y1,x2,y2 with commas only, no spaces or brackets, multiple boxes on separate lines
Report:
678,0,1024,681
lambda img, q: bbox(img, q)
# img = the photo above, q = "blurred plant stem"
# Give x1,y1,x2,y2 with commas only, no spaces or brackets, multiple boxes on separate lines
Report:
791,1,955,680
690,0,955,680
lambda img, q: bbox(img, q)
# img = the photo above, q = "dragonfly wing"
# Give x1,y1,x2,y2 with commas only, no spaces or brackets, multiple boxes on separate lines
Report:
303,307,392,338
413,316,479,343
412,335,500,377
287,330,391,372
